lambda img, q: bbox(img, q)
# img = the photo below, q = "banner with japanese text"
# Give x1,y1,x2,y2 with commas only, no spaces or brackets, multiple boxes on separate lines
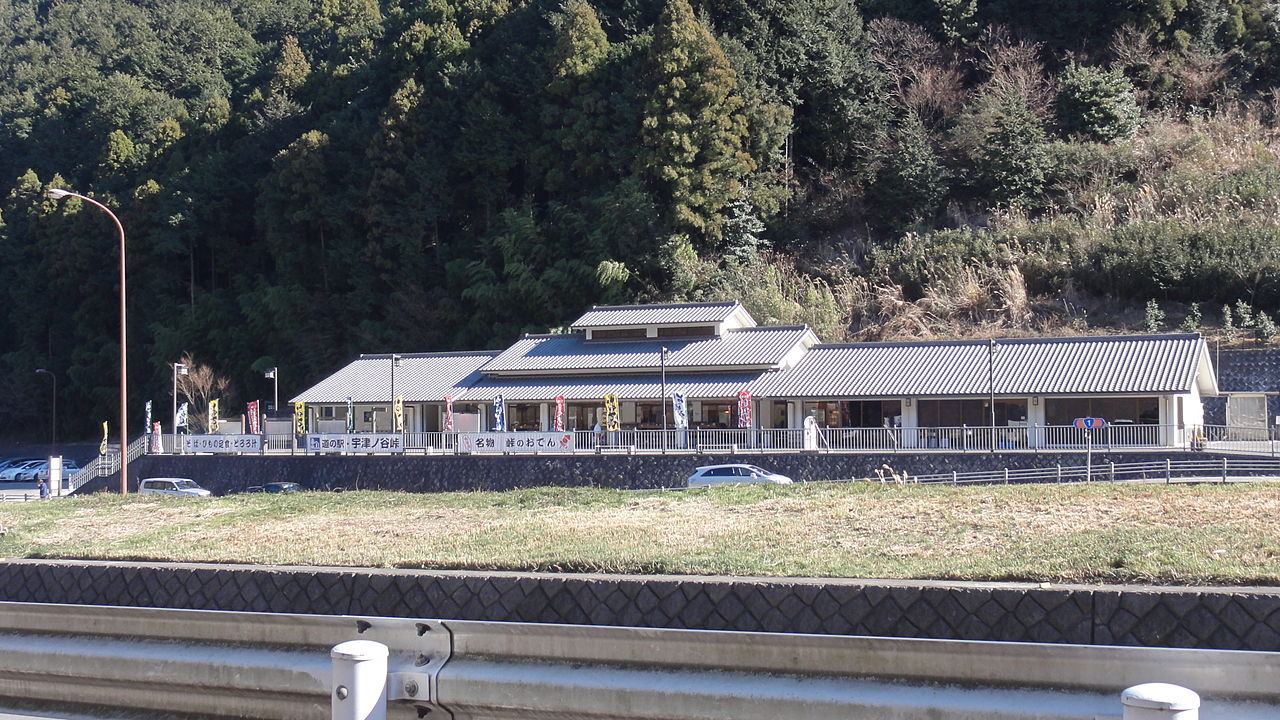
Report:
183,434,262,453
737,390,752,429
393,395,404,432
176,402,189,432
443,395,454,431
293,402,307,435
247,400,261,434
492,395,506,431
603,394,621,431
459,432,574,454
144,400,152,442
306,433,404,454
672,392,688,429
151,422,163,453
208,399,220,434
100,421,108,455
553,396,565,431
346,397,355,433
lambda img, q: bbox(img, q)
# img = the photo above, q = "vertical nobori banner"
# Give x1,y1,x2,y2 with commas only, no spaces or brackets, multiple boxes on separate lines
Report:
345,397,355,433
443,395,454,431
672,392,688,429
144,400,152,447
492,395,506,432
99,421,108,455
247,400,261,434
603,394,621,431
737,390,752,428
554,395,566,431
176,402,189,434
394,396,404,432
293,401,307,435
151,422,162,453
208,399,220,434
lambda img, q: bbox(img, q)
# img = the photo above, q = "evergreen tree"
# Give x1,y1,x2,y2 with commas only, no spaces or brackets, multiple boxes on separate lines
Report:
976,93,1051,207
1057,63,1141,142
638,0,754,248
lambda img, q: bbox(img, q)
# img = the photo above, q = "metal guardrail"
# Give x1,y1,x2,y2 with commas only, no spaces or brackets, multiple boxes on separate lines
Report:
0,601,1275,719
866,457,1280,485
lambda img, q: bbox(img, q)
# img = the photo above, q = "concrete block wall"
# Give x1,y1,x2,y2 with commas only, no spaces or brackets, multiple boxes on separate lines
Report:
93,450,1217,496
1,560,1276,651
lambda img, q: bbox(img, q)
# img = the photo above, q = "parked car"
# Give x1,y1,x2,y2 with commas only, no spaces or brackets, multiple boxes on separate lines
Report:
0,457,40,474
33,460,80,483
243,482,301,494
138,477,211,497
686,464,793,487
0,460,44,482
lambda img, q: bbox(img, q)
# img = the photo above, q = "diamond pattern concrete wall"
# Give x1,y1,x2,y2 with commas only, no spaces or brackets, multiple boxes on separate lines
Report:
0,561,1276,650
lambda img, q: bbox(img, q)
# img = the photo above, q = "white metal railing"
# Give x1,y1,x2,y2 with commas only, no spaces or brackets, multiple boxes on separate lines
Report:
121,424,1280,458
861,457,1280,485
0,602,1271,719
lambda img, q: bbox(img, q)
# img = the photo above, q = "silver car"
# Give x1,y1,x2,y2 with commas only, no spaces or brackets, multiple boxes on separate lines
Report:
687,464,794,487
138,477,211,497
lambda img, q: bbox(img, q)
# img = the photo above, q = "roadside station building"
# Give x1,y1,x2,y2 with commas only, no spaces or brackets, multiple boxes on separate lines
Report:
292,301,1219,449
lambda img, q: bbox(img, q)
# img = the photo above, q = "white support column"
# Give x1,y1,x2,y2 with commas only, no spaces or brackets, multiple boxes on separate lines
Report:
331,640,388,720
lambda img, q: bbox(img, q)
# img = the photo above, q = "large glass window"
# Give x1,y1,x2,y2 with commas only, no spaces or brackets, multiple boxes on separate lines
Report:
656,325,716,338
802,400,903,427
590,328,646,340
566,403,599,430
698,402,736,428
636,402,667,428
1044,397,1159,425
509,403,542,431
917,399,1028,427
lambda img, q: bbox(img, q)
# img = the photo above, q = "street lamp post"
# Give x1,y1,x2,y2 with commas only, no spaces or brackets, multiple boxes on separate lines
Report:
660,347,669,452
988,339,998,452
172,362,188,450
264,367,278,415
389,354,402,432
34,369,56,453
48,188,128,494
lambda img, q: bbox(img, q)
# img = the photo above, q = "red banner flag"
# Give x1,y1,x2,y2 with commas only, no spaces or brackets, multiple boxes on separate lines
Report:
247,400,261,434
554,396,566,431
737,390,753,429
444,395,454,431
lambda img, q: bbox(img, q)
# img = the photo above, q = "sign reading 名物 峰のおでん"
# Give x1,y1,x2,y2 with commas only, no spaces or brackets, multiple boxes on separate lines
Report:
459,432,575,454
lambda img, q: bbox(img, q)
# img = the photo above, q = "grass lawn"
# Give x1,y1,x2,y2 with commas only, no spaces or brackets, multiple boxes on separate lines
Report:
0,482,1277,585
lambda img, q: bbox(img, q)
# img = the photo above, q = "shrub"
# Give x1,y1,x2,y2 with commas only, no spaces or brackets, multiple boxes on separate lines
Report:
1145,299,1165,332
1256,313,1278,344
1057,63,1141,142
1178,302,1201,332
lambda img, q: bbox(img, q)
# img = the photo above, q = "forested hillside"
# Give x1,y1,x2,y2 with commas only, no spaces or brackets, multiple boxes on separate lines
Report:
1,0,1279,439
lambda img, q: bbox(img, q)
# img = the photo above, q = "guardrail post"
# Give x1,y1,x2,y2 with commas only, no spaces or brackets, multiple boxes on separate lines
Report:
1121,683,1199,719
1003,468,1009,484
1221,457,1227,484
1109,461,1115,482
951,470,957,485
331,640,388,720
1165,459,1171,484
1056,464,1061,483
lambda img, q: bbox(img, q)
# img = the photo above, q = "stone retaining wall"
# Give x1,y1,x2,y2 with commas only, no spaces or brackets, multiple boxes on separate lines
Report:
87,450,1214,496
1,561,1276,651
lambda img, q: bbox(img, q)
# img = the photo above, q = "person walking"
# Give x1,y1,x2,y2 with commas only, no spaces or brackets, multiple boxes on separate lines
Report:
37,476,49,500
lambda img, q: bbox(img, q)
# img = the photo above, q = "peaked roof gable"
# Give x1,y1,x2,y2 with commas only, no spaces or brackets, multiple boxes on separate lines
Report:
570,301,750,329
291,351,499,404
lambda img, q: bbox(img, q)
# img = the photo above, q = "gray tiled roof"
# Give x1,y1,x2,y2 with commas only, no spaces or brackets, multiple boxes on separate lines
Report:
480,327,812,375
570,301,745,328
754,334,1211,398
458,372,771,402
291,352,498,403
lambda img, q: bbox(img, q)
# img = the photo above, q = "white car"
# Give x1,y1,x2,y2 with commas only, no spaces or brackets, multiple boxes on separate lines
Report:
0,460,44,482
138,477,211,497
687,464,793,487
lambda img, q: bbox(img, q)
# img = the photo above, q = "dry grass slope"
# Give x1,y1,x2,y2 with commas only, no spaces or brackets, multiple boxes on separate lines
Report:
1,482,1277,584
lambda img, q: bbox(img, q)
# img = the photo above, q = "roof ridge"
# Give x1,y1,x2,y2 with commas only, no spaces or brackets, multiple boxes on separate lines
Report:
585,300,740,311
813,333,1202,349
358,350,502,359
